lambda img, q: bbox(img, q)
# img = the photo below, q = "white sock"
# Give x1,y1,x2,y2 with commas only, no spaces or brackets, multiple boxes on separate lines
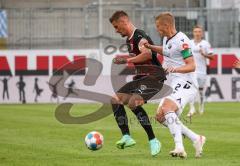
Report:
199,89,205,112
164,112,184,150
199,89,203,103
189,101,195,112
180,122,199,142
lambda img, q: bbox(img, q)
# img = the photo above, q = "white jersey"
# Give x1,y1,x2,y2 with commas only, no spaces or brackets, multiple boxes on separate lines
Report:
162,32,197,86
190,39,213,75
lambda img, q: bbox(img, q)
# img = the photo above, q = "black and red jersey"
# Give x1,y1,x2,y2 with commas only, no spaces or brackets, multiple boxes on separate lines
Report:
126,29,161,66
126,29,165,81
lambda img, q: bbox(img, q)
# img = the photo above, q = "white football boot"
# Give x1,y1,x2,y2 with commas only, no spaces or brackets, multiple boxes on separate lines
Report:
193,135,206,158
187,107,196,117
169,148,187,159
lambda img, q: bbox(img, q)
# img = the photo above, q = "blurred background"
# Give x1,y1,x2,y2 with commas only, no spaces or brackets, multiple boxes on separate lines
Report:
0,0,239,49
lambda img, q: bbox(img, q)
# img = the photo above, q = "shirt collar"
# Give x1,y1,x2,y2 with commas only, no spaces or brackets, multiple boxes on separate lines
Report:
194,39,202,45
128,28,137,40
166,31,179,44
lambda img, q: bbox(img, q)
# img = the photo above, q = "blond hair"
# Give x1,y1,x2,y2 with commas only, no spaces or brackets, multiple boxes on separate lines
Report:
155,12,175,26
193,25,203,30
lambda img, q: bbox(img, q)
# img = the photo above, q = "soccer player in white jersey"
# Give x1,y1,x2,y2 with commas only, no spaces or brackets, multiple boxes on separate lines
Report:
145,12,206,158
187,25,214,117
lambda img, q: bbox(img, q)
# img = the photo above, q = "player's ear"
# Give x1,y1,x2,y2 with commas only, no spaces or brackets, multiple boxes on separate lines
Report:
164,22,170,28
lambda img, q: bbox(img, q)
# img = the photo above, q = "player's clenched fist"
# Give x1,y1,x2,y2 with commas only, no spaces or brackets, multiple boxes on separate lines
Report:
144,42,151,49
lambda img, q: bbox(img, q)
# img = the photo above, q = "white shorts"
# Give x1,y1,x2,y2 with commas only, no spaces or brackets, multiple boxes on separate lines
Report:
195,73,207,88
158,78,198,115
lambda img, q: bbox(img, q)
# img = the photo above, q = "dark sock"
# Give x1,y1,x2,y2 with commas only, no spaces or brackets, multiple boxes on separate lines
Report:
132,106,155,141
112,104,130,136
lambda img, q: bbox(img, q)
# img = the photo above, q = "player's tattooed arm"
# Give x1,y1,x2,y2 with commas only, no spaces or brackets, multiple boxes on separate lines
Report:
126,38,152,63
112,56,128,64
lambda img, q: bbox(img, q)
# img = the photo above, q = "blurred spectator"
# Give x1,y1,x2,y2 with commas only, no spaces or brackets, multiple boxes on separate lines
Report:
16,76,26,104
0,77,10,100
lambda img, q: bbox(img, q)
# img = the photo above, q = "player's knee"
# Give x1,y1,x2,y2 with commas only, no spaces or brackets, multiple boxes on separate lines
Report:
160,99,178,114
127,99,142,110
110,95,121,105
155,108,165,123
160,105,173,115
156,101,176,123
127,100,136,110
127,95,144,110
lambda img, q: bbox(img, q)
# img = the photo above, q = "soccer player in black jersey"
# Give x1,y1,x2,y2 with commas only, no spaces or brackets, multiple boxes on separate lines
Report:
109,10,165,156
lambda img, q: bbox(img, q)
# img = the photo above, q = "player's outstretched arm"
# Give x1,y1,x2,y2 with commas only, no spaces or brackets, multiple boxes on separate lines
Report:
127,51,151,63
144,43,163,55
127,39,152,63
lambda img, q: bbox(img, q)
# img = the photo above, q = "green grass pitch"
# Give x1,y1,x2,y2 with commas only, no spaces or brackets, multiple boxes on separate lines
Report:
0,102,240,166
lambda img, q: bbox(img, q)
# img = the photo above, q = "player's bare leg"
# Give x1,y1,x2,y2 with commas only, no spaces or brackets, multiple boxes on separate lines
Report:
188,100,196,117
198,87,205,114
187,86,199,117
188,86,205,117
156,98,187,159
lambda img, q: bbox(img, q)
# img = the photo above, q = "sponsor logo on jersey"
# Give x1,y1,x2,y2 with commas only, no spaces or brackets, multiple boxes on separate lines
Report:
140,84,147,91
168,44,172,49
182,43,189,50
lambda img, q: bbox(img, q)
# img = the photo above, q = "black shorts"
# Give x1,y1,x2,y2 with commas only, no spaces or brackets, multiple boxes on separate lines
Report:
117,75,165,102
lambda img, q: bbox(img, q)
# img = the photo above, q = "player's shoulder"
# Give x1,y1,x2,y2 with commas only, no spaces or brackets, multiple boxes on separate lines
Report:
175,32,190,42
200,39,211,46
135,29,147,38
190,39,195,44
174,32,191,47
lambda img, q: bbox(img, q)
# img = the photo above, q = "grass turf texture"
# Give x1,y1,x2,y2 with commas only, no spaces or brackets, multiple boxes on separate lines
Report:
0,103,240,166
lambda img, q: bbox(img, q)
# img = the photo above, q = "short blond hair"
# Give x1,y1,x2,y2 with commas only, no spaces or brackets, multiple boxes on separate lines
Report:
193,25,203,30
155,12,175,25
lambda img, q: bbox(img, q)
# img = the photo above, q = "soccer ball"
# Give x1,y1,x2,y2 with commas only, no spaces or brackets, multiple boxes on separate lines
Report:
85,131,104,151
